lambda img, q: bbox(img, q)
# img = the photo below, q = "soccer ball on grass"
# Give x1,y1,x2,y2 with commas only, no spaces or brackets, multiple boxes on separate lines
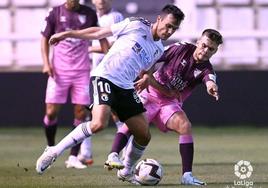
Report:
134,158,163,185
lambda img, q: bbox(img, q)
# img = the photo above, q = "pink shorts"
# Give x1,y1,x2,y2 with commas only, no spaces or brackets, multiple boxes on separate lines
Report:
45,71,90,105
140,87,183,132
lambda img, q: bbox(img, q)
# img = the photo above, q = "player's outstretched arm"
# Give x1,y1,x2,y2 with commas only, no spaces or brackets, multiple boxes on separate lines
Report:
206,80,219,101
49,26,113,45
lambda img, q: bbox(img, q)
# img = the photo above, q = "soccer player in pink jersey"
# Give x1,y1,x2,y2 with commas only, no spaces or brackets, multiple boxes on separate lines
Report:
36,5,185,185
41,0,108,169
107,29,223,186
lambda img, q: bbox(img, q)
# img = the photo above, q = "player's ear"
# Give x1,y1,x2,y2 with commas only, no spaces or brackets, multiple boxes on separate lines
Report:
156,15,162,22
196,39,200,46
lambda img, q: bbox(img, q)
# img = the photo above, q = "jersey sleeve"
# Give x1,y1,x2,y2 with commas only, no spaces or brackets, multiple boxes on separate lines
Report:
110,18,130,37
41,8,55,38
202,65,217,83
114,12,124,23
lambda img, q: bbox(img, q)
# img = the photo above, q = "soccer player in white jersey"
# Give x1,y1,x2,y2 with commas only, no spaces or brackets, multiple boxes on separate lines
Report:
78,0,124,165
36,4,185,184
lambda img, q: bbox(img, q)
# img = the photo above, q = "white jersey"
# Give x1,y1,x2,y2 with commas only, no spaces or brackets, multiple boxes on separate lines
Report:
91,17,164,89
91,9,124,68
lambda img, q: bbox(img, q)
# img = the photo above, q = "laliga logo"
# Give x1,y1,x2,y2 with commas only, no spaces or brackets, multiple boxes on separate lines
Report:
234,160,253,179
233,160,254,188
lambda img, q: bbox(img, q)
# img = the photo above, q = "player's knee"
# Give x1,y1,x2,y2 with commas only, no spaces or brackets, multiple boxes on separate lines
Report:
135,131,151,146
74,106,86,119
179,121,192,135
90,121,105,133
46,110,57,120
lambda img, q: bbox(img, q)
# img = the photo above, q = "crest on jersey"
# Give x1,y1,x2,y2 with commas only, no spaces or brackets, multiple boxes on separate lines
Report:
78,15,86,24
101,93,109,101
181,59,187,67
60,16,66,22
194,68,202,78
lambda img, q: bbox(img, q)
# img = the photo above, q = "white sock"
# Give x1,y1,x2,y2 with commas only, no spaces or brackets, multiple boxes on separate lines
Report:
53,121,92,156
122,138,146,174
80,137,93,159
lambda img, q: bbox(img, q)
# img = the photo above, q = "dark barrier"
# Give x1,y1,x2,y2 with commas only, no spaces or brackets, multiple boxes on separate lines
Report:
0,71,267,127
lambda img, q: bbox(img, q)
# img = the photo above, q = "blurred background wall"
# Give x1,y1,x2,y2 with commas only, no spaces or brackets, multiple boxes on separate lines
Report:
0,0,267,126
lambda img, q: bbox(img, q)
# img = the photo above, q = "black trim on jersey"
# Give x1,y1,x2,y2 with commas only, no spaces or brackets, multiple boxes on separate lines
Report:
129,17,151,26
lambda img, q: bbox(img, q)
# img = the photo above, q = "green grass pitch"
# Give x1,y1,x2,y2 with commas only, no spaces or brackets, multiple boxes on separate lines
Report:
0,126,267,188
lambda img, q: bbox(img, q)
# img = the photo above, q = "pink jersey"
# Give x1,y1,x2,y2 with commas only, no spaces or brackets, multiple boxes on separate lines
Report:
41,4,98,75
154,42,216,102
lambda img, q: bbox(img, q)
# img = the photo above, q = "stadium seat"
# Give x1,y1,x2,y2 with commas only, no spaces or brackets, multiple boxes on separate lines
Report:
0,10,11,36
222,39,258,66
0,0,9,7
220,7,258,66
261,40,268,66
12,0,47,7
196,0,214,5
255,0,268,5
217,0,251,5
0,41,13,66
196,7,217,31
14,8,47,37
258,8,268,65
221,8,253,30
15,40,43,67
258,8,268,29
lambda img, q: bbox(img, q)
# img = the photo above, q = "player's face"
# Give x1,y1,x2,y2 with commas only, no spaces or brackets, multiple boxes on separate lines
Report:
93,0,112,13
66,0,80,10
155,14,180,41
194,36,219,62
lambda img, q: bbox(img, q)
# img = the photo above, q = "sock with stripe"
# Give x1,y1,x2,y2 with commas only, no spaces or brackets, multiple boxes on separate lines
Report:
52,121,92,156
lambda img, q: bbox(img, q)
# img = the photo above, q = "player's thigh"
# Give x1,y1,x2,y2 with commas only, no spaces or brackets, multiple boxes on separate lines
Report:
166,111,192,134
71,71,90,105
125,113,150,146
45,76,70,104
89,77,115,133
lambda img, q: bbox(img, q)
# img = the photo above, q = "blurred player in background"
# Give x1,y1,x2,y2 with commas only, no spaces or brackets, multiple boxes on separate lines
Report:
41,0,107,169
108,29,223,186
79,0,124,164
36,5,185,185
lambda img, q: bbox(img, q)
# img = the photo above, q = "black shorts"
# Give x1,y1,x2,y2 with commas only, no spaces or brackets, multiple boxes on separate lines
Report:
89,76,146,122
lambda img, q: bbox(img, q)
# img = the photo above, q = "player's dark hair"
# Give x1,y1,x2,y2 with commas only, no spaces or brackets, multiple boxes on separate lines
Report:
202,29,223,45
161,4,185,23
